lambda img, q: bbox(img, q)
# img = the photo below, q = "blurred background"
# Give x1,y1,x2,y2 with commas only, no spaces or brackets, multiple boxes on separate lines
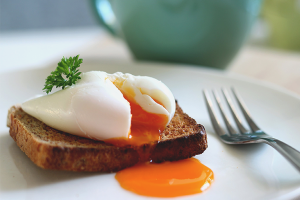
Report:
1,0,300,96
1,0,300,51
0,0,114,74
0,0,99,31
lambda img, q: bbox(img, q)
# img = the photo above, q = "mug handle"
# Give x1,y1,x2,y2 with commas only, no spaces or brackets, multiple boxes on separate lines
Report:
90,0,118,36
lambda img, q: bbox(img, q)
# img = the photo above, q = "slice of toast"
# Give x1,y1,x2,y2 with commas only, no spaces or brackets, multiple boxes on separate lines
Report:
7,102,207,172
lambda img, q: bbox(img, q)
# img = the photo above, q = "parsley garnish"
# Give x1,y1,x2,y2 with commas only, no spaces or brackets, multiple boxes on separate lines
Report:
43,55,82,94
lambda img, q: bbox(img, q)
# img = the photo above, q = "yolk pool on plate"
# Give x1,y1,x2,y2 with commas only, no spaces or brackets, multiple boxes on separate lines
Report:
115,158,214,197
105,94,169,147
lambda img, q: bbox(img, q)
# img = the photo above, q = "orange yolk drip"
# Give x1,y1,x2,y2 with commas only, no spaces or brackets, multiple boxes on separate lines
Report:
105,95,169,147
115,158,214,197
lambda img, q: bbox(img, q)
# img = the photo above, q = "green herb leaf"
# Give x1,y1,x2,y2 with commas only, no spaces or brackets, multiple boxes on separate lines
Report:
43,55,82,94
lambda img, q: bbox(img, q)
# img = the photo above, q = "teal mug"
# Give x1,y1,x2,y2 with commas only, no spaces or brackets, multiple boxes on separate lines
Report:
91,0,262,69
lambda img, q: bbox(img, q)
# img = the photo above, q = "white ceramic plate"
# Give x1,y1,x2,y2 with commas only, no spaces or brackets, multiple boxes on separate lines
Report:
1,61,300,200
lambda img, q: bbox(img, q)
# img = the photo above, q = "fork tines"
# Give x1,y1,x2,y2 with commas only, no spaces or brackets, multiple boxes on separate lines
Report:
203,88,261,136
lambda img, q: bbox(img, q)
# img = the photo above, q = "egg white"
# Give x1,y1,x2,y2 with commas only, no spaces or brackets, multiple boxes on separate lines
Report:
22,71,175,140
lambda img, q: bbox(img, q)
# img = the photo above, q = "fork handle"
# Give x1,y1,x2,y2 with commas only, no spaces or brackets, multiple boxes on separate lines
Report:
262,138,300,172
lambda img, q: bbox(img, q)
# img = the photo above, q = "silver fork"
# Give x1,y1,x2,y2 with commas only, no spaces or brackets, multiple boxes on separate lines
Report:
203,88,300,172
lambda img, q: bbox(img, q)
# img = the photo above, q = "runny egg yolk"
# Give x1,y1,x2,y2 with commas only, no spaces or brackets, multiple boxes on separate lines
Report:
115,158,214,197
104,93,169,147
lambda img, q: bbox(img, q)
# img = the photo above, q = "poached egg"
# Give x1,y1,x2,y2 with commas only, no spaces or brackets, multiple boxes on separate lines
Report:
22,71,175,145
21,70,214,197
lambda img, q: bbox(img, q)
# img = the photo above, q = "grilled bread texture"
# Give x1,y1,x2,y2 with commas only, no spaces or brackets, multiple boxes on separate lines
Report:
7,102,207,172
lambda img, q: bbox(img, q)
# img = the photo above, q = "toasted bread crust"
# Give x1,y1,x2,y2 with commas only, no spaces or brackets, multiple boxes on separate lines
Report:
8,103,207,172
